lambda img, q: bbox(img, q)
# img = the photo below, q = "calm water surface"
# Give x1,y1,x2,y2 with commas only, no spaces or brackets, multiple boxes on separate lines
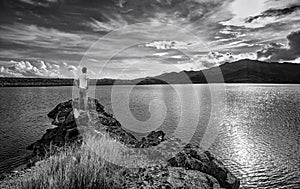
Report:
0,84,299,188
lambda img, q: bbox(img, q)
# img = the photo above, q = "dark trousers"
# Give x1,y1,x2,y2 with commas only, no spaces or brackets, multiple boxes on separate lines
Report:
79,88,87,110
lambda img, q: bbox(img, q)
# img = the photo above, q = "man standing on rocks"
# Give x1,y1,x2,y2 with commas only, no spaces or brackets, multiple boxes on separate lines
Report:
75,67,89,115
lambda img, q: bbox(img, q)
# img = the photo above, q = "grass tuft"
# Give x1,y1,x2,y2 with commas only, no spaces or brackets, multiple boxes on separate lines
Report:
1,132,151,189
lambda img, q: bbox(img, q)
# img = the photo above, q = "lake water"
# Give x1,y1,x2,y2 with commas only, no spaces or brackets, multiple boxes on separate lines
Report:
0,84,299,188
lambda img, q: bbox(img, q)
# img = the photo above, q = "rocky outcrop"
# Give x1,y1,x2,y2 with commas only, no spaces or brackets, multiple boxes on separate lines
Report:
167,144,240,189
124,166,221,189
26,98,240,189
27,98,166,157
167,167,221,189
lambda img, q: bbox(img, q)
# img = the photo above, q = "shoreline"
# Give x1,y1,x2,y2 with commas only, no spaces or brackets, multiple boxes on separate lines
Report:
1,82,300,87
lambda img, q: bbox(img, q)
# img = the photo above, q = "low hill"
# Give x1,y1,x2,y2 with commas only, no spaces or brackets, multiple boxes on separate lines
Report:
138,59,300,84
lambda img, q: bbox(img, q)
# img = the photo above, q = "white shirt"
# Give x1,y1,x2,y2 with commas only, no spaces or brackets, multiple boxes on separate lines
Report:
79,73,88,89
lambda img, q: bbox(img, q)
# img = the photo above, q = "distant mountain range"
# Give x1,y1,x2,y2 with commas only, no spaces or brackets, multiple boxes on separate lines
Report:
135,59,300,84
1,59,300,87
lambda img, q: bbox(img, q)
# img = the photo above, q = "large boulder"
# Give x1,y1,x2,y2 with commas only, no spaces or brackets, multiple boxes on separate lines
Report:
167,144,240,189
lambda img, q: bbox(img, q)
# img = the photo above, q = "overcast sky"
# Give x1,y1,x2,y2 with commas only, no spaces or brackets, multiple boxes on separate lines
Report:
0,0,300,79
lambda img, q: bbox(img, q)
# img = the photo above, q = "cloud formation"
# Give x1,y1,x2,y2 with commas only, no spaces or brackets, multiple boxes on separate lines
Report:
257,30,300,61
221,0,300,29
0,60,62,77
188,51,256,69
142,40,192,50
63,62,78,72
1,0,300,78
246,5,300,23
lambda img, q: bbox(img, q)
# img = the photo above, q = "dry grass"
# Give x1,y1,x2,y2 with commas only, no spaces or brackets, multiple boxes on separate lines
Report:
1,131,151,189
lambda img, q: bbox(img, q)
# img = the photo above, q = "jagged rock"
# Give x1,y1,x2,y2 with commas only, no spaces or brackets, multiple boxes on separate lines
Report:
138,130,165,148
167,144,240,189
47,98,108,127
167,167,221,189
97,115,121,127
27,98,166,158
124,166,221,189
26,125,81,157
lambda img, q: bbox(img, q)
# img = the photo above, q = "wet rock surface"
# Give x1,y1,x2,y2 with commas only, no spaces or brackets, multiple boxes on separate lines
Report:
25,98,240,188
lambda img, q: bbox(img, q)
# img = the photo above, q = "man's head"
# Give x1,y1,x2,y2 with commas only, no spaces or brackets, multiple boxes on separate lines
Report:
82,67,87,73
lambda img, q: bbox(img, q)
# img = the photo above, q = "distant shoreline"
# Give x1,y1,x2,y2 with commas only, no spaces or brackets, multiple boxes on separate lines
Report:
1,82,300,87
2,59,300,86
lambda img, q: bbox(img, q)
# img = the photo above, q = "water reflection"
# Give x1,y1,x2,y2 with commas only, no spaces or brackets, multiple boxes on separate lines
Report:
212,84,300,188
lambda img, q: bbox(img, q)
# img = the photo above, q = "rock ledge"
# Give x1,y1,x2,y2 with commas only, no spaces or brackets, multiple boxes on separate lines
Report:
26,98,240,189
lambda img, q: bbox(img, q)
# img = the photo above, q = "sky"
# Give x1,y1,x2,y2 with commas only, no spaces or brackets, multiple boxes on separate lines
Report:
0,0,300,79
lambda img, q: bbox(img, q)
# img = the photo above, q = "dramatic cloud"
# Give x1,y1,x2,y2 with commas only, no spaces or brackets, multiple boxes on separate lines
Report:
220,0,267,28
257,30,300,61
1,0,300,78
221,0,300,28
246,5,300,23
0,60,62,77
